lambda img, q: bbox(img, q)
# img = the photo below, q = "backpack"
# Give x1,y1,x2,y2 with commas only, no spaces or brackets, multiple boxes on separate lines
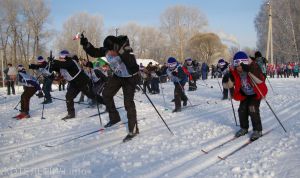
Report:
256,57,267,75
117,36,139,75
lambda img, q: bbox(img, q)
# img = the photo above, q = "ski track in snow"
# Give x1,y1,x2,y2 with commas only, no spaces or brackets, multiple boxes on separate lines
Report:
0,78,299,178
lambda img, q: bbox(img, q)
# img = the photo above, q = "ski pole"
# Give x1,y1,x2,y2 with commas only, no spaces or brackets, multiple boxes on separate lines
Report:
51,96,90,106
159,78,168,110
248,73,287,132
13,100,21,111
41,95,46,119
216,77,224,95
138,84,174,135
87,56,102,126
266,76,276,95
228,89,238,126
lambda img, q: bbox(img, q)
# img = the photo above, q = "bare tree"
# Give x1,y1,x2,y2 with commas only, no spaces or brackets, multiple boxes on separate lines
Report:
160,5,208,62
55,12,104,59
255,0,300,63
22,0,50,59
187,33,227,65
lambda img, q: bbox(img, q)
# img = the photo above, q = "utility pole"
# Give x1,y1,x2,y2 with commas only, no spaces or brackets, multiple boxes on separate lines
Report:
287,0,300,63
115,28,119,36
266,1,274,65
1,48,4,88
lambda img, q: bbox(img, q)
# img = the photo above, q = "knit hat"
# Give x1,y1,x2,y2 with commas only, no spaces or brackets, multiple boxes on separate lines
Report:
103,36,119,51
17,64,24,71
185,58,192,62
167,57,178,69
218,59,226,66
59,50,70,59
37,56,45,63
233,51,249,67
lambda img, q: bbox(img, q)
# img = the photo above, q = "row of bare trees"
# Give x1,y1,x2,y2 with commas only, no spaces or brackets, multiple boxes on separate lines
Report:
57,5,230,64
1,1,253,70
0,0,51,67
255,0,300,64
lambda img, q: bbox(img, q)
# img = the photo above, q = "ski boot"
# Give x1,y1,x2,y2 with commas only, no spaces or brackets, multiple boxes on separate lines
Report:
250,131,262,141
123,132,137,142
235,128,248,137
61,113,75,120
172,108,181,113
104,120,121,128
14,112,30,120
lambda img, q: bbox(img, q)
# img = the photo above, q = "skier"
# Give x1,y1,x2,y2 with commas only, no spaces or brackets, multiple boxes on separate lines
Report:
50,50,104,120
183,58,197,91
84,61,108,108
80,35,140,142
13,65,43,119
166,57,188,112
29,56,54,104
216,58,230,100
223,51,268,141
252,51,268,78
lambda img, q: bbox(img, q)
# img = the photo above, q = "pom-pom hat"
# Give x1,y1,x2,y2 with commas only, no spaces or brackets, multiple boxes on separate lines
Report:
59,50,70,59
37,56,45,63
233,51,249,67
167,57,178,69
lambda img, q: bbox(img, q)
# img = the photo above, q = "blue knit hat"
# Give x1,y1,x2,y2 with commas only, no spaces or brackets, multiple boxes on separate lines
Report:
37,56,45,63
233,51,249,66
167,57,178,69
185,58,192,62
218,59,225,66
59,50,70,59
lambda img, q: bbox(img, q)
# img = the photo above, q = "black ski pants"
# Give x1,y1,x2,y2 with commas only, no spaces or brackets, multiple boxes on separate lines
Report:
21,86,37,114
102,74,140,133
238,96,262,131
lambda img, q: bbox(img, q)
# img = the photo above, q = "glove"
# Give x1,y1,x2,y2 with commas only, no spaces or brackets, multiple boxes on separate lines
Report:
80,37,88,46
222,78,234,89
36,91,44,98
172,71,177,76
47,56,54,62
28,64,34,69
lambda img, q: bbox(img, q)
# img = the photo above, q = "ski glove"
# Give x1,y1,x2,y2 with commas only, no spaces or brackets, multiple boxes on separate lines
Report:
172,71,177,76
80,37,88,46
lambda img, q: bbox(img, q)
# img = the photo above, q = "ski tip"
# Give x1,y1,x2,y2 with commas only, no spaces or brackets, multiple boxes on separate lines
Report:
201,149,208,154
217,156,225,160
44,145,54,148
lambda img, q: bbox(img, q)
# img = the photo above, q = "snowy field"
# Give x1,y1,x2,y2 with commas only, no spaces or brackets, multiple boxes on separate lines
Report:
0,78,299,178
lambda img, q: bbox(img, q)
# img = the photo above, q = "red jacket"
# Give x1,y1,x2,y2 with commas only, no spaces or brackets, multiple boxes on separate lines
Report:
230,63,268,101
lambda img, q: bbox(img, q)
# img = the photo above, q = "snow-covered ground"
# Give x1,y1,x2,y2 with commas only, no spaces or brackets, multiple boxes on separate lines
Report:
0,78,299,178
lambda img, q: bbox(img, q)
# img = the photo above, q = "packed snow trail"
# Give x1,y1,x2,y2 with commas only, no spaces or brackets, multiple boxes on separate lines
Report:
0,78,299,178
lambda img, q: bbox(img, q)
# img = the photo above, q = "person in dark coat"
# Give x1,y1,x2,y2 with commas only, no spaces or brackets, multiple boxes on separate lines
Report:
51,50,103,120
216,58,230,100
13,65,42,119
166,57,188,112
80,35,140,142
29,56,54,104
